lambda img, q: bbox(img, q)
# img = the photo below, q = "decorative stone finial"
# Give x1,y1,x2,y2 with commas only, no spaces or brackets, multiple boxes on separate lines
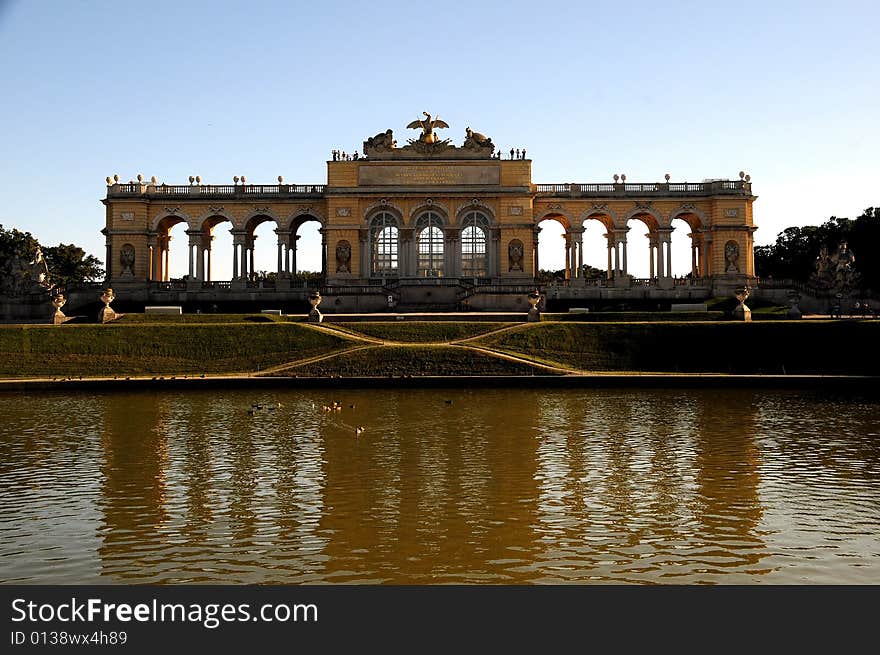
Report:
621,174,627,182
195,175,201,184
113,174,119,182
307,290,323,323
137,174,143,182
665,173,671,181
278,175,283,183
151,175,157,184
526,289,542,322
98,288,122,323
241,175,246,184
739,171,745,179
613,174,619,182
234,176,239,184
189,175,195,184
106,176,112,185
745,174,751,182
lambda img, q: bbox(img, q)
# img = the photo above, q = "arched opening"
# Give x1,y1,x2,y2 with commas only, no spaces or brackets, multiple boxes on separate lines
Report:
625,213,660,281
580,214,614,281
416,211,444,277
460,210,490,278
370,211,399,277
244,215,277,282
535,214,568,282
292,219,323,280
200,216,233,281
670,213,705,278
153,216,188,282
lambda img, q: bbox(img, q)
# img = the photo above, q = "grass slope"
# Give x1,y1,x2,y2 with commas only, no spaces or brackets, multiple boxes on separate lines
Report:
481,321,880,374
0,323,349,377
285,345,550,377
339,321,513,343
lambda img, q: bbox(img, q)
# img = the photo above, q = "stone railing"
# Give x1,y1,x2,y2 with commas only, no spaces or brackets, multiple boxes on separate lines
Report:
107,183,326,199
534,180,751,197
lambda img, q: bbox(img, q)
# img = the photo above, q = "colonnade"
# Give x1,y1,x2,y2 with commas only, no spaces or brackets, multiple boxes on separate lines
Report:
535,221,705,281
147,224,320,282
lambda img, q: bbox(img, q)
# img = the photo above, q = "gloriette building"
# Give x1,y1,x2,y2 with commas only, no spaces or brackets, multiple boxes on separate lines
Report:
102,113,757,311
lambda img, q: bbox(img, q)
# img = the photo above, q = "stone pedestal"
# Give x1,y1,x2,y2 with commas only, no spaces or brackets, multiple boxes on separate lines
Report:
733,286,752,322
733,304,752,322
307,290,323,323
50,294,73,325
99,288,123,323
526,290,541,322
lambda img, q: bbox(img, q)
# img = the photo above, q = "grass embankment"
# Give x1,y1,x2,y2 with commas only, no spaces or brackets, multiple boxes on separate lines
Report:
284,345,549,377
0,323,349,378
115,313,286,324
339,321,513,343
480,321,880,374
540,312,727,322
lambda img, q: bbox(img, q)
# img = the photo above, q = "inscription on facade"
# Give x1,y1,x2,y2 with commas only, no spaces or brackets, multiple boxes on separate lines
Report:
359,164,500,186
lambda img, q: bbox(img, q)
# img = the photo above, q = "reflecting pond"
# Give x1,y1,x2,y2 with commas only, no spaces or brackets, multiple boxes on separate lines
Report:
1,387,878,583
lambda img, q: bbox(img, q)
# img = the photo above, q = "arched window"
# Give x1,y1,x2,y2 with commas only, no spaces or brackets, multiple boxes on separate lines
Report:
461,211,489,277
371,211,399,275
416,211,444,277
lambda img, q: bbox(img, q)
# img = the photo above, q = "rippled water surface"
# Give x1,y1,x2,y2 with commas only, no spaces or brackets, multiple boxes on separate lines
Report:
1,388,878,584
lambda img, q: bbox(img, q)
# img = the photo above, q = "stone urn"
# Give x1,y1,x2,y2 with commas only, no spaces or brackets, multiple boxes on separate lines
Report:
99,288,121,323
733,286,752,322
307,289,323,323
527,289,542,322
51,293,71,325
787,291,803,319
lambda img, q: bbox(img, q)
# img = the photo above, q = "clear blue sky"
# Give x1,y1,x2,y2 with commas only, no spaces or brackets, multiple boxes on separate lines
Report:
1,0,878,278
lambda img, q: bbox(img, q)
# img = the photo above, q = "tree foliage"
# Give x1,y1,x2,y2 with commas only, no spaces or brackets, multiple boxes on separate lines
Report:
755,207,880,291
0,224,104,293
44,244,104,289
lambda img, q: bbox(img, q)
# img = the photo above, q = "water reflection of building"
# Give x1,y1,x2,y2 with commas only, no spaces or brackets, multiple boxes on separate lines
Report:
97,393,169,581
691,390,765,577
531,389,764,582
317,389,542,583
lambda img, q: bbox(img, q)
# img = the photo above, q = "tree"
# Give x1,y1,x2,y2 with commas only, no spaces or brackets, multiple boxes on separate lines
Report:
42,244,104,290
0,225,42,294
754,207,878,292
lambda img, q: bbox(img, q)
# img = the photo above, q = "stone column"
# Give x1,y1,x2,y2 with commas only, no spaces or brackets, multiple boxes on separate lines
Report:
231,231,245,280
187,232,203,281
532,226,541,279
605,232,613,280
575,230,584,279
359,229,370,279
621,235,628,276
196,242,205,281
648,236,656,279
702,232,712,277
162,242,170,282
399,228,414,277
205,235,214,281
489,228,500,278
564,235,571,280
320,228,328,277
147,235,157,281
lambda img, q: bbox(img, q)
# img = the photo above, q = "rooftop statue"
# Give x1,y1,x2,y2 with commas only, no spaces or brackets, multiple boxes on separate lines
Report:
407,111,450,144
363,113,495,160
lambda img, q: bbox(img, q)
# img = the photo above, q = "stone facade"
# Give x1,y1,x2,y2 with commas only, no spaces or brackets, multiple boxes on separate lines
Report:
101,118,757,311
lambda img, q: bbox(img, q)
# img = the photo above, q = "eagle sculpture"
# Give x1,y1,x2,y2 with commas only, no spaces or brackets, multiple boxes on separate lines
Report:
407,111,450,144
